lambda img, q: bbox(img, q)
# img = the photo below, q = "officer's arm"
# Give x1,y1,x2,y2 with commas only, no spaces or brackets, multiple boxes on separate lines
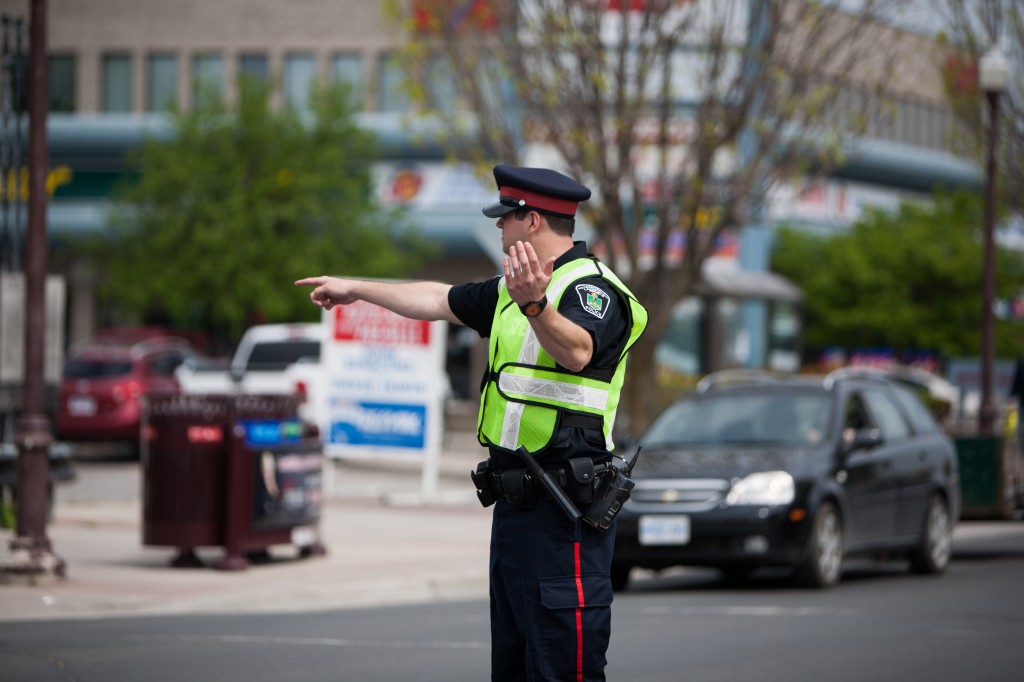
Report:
528,308,593,373
295,276,460,324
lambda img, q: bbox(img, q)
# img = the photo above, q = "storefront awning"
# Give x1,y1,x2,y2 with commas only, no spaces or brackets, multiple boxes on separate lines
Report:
694,267,803,303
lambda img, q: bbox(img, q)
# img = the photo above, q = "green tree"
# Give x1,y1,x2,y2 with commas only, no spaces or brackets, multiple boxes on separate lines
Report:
89,78,430,342
383,0,917,430
771,191,1024,362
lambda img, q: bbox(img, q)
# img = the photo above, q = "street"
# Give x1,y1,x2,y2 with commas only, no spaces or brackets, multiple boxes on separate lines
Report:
2,448,1023,681
2,529,1023,681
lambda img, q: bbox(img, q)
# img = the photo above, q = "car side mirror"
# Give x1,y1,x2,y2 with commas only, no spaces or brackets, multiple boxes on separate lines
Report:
844,427,882,453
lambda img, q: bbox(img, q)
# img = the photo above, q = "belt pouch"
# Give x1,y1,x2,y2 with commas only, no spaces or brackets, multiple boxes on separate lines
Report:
567,457,596,504
500,470,537,508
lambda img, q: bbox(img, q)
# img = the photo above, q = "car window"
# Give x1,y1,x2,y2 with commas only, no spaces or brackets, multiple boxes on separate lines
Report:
246,341,320,370
889,384,939,434
63,358,132,378
147,352,187,376
642,390,831,446
862,387,912,441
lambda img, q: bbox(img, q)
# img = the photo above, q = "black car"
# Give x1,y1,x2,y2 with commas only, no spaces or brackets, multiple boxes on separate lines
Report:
612,368,960,589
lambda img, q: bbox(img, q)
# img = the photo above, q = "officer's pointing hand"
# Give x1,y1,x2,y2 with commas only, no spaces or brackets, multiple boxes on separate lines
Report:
295,276,354,311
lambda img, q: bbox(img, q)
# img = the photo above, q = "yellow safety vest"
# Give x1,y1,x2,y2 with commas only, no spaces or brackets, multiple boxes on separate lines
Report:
477,256,648,454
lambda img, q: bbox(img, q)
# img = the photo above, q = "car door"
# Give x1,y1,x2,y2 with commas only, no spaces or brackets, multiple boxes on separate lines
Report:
839,387,905,548
839,391,898,548
888,384,946,539
860,387,918,544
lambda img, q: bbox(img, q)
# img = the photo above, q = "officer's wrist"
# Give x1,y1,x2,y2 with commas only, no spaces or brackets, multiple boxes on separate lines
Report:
519,295,548,318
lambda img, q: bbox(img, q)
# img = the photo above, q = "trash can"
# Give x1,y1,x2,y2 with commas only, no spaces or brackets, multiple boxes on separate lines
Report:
955,435,1017,520
142,394,325,569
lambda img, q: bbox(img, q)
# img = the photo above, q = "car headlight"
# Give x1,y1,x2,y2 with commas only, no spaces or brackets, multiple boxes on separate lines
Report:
726,471,795,506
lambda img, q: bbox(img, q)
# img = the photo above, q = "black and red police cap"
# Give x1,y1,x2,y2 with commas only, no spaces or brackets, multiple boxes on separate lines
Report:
481,164,592,219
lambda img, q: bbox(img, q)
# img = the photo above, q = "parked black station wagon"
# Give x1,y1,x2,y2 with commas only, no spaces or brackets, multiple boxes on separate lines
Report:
612,369,961,589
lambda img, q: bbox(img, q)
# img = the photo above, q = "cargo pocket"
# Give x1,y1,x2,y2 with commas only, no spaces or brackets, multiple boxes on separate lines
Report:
538,575,613,680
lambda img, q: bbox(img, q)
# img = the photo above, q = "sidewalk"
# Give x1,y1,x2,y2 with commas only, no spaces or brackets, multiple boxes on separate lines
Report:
0,430,493,622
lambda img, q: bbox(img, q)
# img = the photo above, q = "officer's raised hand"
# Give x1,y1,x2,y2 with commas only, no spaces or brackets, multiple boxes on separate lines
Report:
504,240,553,308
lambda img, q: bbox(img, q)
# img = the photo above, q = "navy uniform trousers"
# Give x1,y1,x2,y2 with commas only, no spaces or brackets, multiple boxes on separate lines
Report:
489,495,615,682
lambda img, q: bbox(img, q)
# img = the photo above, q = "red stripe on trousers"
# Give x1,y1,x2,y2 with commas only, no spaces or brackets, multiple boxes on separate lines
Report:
574,541,585,682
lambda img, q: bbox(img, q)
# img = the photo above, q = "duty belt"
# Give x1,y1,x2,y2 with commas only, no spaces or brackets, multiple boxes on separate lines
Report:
470,457,610,509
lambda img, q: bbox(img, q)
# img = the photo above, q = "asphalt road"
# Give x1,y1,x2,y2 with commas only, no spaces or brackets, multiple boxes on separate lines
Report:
2,519,1023,682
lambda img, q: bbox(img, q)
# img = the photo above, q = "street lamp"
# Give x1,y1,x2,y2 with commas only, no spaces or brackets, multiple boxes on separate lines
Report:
978,44,1009,436
2,0,62,579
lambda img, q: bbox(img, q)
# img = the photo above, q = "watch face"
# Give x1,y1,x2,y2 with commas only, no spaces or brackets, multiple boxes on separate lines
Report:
524,303,543,317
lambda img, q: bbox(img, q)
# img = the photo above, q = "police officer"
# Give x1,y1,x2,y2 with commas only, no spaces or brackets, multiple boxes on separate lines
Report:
296,164,647,681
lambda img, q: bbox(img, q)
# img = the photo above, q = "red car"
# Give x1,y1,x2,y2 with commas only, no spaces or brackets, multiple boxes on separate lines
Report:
56,337,197,446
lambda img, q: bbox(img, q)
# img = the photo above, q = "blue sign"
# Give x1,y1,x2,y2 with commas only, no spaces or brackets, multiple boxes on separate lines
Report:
239,419,304,447
329,401,427,449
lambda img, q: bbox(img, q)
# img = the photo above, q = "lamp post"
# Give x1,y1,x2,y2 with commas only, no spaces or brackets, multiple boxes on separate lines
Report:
978,45,1008,437
3,0,62,579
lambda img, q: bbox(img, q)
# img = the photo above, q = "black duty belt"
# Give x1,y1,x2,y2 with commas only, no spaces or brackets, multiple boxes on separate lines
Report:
470,456,610,509
560,412,604,430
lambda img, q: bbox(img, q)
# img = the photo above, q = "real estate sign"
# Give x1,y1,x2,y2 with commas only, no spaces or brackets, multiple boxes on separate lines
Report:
320,300,448,482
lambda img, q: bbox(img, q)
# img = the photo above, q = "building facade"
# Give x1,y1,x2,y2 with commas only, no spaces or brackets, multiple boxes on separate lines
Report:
0,0,984,398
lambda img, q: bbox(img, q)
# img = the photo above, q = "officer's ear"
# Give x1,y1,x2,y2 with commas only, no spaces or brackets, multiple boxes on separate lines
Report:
527,210,544,234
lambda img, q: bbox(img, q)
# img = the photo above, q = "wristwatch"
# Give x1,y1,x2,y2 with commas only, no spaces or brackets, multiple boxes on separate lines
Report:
519,295,548,318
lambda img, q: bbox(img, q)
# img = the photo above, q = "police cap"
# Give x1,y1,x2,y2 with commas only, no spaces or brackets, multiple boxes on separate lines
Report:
481,164,592,219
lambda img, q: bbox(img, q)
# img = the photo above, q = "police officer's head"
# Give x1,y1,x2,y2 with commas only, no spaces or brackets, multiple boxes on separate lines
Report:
482,165,591,237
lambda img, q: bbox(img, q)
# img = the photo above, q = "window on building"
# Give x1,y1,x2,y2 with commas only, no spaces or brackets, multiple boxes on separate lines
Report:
331,52,364,107
424,54,458,112
656,297,703,375
377,52,409,112
239,52,269,82
102,53,132,113
717,297,748,368
284,52,317,112
767,301,800,373
192,52,224,109
146,53,178,112
48,54,76,112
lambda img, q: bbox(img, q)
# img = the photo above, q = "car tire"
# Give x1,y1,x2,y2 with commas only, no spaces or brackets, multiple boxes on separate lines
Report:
795,501,843,588
908,494,952,575
610,562,631,591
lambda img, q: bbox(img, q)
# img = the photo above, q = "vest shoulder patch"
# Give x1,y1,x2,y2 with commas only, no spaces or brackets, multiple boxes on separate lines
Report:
575,283,610,319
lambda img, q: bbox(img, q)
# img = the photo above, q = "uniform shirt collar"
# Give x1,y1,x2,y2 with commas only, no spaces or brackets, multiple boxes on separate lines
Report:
553,241,590,271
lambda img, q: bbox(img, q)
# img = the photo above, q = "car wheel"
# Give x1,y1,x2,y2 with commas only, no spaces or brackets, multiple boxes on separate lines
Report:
909,494,952,575
795,501,843,588
610,562,631,591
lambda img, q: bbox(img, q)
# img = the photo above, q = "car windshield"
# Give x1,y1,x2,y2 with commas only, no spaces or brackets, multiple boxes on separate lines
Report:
245,340,320,370
64,358,133,379
642,390,832,447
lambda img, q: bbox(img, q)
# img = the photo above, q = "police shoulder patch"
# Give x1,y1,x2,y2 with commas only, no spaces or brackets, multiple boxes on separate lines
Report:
575,283,610,319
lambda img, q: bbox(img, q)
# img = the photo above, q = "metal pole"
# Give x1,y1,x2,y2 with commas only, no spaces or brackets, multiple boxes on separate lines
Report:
4,0,62,578
979,88,1000,437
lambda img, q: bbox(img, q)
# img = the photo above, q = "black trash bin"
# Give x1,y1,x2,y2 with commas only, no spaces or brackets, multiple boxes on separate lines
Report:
142,394,325,569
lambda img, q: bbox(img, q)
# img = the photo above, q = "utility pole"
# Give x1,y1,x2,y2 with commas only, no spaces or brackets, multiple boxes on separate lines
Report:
3,0,62,579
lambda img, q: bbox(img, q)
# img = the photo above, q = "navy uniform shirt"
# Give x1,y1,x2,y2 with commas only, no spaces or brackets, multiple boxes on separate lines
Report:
448,241,630,464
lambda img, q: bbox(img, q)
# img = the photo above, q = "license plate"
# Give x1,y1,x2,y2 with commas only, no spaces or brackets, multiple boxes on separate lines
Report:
639,515,691,546
68,395,97,417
